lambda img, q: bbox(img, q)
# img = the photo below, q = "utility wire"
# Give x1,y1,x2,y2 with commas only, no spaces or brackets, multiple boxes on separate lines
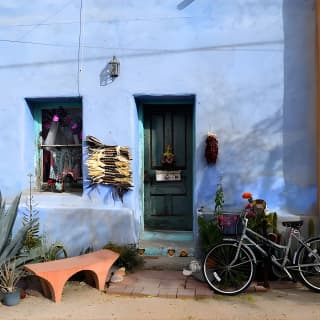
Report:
1,15,213,28
0,39,76,48
0,38,283,52
17,0,74,40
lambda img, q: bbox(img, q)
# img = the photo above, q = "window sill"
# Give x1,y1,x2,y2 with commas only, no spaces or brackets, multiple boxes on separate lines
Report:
40,144,82,148
22,191,83,208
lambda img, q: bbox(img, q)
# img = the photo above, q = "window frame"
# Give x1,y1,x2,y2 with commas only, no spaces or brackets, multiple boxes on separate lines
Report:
26,97,83,193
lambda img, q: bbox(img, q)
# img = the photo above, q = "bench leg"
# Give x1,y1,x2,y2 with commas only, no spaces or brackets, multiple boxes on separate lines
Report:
96,271,109,290
40,279,52,299
94,256,119,290
39,276,67,303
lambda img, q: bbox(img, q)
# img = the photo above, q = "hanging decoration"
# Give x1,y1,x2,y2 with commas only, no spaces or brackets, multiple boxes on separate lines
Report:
205,132,219,164
85,136,133,202
161,144,176,169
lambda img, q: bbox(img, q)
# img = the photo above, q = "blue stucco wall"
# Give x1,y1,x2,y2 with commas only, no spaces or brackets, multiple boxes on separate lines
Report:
0,0,317,255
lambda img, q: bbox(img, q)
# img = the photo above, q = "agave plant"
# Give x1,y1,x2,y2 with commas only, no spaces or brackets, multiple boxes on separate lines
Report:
0,260,25,293
0,192,37,267
33,233,67,262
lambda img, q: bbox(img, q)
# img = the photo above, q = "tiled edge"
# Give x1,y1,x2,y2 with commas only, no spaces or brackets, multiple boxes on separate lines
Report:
106,285,134,296
195,287,214,298
158,288,178,298
177,288,196,298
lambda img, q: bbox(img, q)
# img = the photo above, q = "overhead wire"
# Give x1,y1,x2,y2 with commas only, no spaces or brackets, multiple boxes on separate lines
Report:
0,1,282,55
0,0,282,72
0,15,213,28
16,0,75,40
0,38,283,52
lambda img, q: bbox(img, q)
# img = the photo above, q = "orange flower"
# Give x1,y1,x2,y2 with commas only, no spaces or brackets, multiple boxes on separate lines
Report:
242,192,252,199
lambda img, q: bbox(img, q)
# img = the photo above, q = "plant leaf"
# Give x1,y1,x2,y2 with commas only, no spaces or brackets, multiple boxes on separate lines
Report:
0,218,37,266
0,194,21,254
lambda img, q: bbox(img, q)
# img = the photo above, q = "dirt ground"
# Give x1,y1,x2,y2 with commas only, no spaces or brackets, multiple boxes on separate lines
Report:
1,282,320,320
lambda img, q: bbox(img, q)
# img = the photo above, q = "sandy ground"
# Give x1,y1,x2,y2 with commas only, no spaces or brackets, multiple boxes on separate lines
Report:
1,282,320,320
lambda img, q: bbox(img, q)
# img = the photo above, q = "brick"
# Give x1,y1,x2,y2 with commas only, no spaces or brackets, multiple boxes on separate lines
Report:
270,281,303,290
185,278,208,289
159,279,185,289
106,285,133,296
130,285,159,297
141,279,161,286
140,286,160,297
177,288,195,298
195,287,214,298
158,288,177,298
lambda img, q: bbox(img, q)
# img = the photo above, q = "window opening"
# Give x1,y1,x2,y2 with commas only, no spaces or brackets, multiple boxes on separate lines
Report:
40,106,82,192
26,98,83,193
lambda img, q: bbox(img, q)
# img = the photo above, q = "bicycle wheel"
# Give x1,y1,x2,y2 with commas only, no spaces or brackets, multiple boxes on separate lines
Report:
202,242,256,295
296,237,320,292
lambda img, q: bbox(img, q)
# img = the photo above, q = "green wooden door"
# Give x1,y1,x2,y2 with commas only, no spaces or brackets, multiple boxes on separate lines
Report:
143,104,193,231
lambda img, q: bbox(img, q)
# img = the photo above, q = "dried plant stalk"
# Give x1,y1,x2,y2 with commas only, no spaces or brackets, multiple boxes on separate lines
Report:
85,136,133,199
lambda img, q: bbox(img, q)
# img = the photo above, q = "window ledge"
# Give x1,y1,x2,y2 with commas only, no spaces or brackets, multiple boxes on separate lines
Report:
20,191,131,212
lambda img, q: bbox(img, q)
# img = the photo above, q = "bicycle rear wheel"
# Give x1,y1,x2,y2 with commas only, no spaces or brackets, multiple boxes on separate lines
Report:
202,242,256,295
296,237,320,292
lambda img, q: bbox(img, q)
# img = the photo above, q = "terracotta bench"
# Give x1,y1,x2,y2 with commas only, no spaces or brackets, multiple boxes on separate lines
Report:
24,249,120,303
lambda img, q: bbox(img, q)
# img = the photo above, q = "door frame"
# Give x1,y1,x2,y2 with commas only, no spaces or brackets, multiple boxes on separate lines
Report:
135,95,195,233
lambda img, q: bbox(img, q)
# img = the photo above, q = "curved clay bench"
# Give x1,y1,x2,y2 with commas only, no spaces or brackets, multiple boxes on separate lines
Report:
24,249,119,303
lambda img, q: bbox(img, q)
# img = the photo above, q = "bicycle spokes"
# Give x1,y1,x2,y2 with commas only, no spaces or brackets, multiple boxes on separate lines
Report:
203,243,255,295
297,238,320,292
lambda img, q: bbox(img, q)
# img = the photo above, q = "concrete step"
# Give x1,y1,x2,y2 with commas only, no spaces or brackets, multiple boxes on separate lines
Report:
138,230,195,257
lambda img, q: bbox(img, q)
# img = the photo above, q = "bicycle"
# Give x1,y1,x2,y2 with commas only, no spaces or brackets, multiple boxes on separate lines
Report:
202,210,320,295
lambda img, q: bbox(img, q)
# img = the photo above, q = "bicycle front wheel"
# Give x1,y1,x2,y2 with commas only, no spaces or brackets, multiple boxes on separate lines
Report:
202,242,256,295
296,237,320,292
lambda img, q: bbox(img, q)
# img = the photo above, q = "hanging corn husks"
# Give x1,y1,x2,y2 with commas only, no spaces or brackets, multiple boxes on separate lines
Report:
85,136,133,201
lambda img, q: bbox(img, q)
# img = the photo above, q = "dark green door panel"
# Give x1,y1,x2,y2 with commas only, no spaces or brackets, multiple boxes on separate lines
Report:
143,104,193,231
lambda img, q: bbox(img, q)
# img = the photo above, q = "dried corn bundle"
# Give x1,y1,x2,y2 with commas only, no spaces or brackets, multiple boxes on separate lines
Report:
85,136,133,200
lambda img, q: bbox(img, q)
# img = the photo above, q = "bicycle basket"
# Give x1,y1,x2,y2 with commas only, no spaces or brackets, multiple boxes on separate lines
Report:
217,214,243,236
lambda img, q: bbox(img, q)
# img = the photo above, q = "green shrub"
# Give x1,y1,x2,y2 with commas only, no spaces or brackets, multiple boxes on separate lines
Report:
248,211,279,236
198,216,222,254
39,242,68,262
103,243,144,272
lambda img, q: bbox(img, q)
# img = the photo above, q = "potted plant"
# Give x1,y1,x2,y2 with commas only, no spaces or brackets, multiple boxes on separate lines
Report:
0,260,24,306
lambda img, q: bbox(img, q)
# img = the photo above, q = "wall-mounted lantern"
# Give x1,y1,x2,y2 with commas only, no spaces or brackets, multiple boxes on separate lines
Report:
108,56,120,78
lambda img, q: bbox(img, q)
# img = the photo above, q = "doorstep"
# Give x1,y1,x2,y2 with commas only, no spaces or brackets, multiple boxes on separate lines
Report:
138,230,195,257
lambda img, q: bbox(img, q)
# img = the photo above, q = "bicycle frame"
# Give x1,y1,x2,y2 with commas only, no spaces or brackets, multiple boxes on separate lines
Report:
226,215,319,280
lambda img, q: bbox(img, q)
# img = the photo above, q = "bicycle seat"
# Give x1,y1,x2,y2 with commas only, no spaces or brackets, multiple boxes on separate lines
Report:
282,220,303,228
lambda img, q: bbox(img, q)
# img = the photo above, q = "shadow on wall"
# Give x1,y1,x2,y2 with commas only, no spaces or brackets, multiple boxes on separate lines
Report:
221,110,283,209
197,1,318,216
196,109,283,210
282,0,317,214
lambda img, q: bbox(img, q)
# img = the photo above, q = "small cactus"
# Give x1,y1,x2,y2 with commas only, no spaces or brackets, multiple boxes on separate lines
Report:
214,181,224,215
